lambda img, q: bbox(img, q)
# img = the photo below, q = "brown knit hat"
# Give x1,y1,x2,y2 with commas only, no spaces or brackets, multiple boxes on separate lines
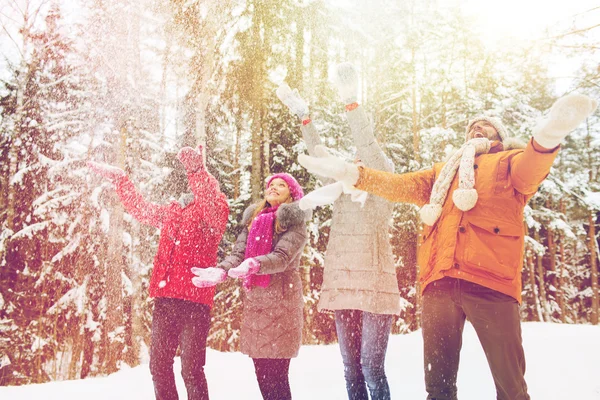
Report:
465,116,510,142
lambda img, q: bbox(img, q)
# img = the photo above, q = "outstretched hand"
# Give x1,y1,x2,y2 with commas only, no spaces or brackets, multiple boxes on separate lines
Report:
298,145,360,186
228,258,260,279
533,94,598,149
87,161,126,183
178,145,205,173
333,62,359,104
191,267,227,288
276,83,309,119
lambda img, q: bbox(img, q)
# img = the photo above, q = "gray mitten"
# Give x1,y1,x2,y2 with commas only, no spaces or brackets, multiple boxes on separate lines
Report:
333,62,359,104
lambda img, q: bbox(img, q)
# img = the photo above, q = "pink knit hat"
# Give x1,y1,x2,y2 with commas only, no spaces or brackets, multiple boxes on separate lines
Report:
266,173,304,201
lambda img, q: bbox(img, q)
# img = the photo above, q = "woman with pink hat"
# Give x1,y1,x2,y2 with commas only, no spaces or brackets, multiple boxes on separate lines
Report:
192,173,310,400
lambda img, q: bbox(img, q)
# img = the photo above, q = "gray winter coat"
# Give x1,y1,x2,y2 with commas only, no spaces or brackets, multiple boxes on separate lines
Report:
218,201,309,359
302,107,401,315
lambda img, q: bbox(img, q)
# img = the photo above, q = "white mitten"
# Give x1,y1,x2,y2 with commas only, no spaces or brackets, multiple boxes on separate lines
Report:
533,94,598,149
228,258,260,279
299,182,345,210
333,62,359,104
87,161,126,183
298,145,359,186
190,267,227,288
276,83,309,119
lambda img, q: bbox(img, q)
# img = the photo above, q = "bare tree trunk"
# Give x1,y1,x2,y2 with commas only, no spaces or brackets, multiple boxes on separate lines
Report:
410,46,420,164
527,250,543,321
558,199,566,322
546,199,558,295
233,111,242,200
526,222,543,321
589,211,599,325
534,229,549,321
104,124,127,373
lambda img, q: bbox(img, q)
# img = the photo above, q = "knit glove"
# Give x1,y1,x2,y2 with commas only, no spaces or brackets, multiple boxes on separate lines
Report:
228,258,260,279
276,83,309,119
190,267,227,288
298,145,359,186
87,161,126,183
533,94,598,149
177,145,205,173
333,62,359,104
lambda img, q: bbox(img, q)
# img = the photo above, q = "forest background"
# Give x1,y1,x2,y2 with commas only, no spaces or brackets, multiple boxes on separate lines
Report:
0,0,599,386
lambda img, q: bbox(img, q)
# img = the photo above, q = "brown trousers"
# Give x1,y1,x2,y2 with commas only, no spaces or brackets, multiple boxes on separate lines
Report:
421,277,530,400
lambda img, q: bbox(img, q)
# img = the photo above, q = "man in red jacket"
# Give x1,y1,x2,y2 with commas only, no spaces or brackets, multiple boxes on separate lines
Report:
89,145,229,400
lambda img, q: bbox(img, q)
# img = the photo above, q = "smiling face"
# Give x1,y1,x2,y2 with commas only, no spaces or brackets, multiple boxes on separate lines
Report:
467,120,501,141
265,178,291,206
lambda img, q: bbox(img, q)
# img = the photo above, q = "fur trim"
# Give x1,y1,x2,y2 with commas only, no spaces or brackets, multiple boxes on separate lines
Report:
277,202,311,230
502,137,527,150
241,202,310,229
241,204,259,226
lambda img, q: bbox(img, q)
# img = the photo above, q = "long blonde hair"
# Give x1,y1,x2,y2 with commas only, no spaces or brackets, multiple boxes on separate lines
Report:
247,197,292,235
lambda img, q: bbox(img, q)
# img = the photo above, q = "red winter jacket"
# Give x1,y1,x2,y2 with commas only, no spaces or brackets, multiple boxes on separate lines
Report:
115,167,229,307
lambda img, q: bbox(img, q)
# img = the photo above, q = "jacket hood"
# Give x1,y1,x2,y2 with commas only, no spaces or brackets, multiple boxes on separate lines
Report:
241,201,311,229
501,137,527,150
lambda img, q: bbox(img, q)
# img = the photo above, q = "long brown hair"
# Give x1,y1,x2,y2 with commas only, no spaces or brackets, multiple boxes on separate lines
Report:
247,197,293,235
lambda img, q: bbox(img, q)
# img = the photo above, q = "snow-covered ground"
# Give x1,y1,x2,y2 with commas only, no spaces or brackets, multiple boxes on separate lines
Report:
2,322,599,399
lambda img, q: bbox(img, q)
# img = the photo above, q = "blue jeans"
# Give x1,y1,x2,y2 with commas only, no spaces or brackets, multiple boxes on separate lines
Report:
335,310,393,400
422,278,530,400
150,297,211,400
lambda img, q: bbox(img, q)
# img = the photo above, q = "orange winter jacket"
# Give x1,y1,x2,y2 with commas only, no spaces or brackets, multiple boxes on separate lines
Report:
355,138,559,303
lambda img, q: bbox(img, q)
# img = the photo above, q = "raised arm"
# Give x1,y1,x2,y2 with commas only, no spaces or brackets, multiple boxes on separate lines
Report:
333,62,393,172
277,83,336,185
297,145,434,206
178,145,230,231
88,161,166,228
355,166,435,206
511,93,598,195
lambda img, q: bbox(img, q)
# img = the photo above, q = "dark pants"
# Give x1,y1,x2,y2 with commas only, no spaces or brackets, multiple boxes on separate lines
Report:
252,358,292,400
150,297,211,400
422,277,530,400
335,309,393,400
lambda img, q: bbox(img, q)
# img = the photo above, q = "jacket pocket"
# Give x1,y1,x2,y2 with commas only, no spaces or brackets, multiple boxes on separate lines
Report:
463,219,523,280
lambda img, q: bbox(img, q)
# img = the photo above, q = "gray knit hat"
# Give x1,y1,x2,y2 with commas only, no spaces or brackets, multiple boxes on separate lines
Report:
465,116,510,142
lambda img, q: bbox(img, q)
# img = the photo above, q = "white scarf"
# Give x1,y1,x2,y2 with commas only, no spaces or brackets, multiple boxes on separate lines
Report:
419,138,491,225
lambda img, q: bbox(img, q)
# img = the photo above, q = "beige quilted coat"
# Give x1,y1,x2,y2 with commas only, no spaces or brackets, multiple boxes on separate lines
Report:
301,107,400,315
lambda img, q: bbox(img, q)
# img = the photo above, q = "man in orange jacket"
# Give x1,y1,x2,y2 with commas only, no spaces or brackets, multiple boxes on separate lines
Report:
298,93,597,400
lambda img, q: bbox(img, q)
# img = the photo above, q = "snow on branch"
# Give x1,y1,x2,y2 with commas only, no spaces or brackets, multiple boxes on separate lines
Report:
51,233,82,263
11,221,50,240
47,279,87,316
33,192,79,216
9,162,41,186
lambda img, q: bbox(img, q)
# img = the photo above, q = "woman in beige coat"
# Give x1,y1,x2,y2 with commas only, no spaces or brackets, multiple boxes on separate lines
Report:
277,62,400,400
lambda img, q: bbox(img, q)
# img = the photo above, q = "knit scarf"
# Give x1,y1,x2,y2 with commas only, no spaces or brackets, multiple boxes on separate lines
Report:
243,205,279,289
419,138,492,226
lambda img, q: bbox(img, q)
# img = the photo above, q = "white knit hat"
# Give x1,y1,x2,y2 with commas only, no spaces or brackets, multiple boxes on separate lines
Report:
465,116,510,142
